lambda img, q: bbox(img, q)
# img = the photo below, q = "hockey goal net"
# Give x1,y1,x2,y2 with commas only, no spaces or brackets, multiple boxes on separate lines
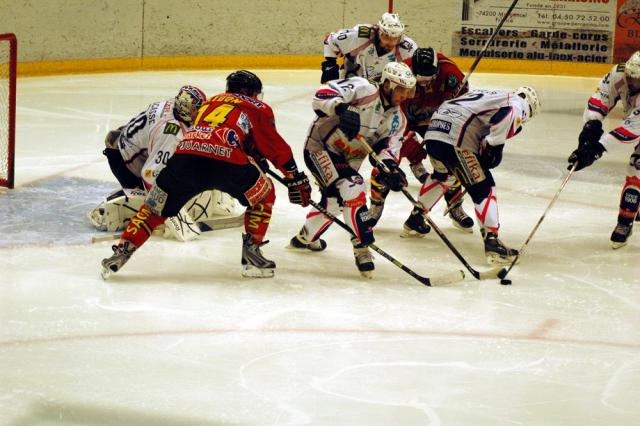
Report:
0,33,16,189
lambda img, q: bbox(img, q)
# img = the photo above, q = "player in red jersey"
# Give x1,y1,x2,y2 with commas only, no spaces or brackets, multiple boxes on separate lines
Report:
100,70,312,279
369,47,475,236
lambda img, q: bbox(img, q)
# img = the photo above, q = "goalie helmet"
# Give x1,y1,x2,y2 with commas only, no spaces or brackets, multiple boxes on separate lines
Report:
412,47,438,81
515,86,541,122
226,70,263,99
624,50,640,79
174,85,206,123
381,62,416,90
378,12,405,38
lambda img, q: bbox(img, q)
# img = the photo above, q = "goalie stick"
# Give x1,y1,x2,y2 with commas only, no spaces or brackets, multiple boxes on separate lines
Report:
357,135,503,280
91,213,244,244
267,170,464,287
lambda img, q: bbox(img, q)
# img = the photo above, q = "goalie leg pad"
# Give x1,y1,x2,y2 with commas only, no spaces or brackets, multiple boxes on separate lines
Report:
88,192,146,232
185,190,237,222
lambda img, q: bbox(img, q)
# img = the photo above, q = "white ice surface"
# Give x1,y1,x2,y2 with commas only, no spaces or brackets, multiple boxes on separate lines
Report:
0,70,638,425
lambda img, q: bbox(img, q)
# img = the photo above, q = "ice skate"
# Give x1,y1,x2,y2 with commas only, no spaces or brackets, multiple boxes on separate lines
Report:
288,232,327,252
351,238,374,278
241,233,276,278
101,240,136,280
401,207,431,238
448,203,474,233
483,232,518,265
610,222,633,249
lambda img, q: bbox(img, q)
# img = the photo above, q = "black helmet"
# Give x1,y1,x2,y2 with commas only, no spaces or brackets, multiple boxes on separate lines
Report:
412,47,438,79
226,70,263,98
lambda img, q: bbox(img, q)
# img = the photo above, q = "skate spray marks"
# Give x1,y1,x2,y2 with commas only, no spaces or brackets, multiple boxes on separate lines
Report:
0,177,117,247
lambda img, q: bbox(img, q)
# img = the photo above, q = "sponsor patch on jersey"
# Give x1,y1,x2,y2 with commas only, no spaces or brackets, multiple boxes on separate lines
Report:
237,112,251,134
315,88,340,100
163,122,180,135
617,63,626,73
224,129,240,147
428,119,452,133
358,26,371,38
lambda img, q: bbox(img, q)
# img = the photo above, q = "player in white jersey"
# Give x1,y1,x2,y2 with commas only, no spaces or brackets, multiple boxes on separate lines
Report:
321,12,417,84
417,87,541,264
289,62,416,278
567,50,640,248
89,86,237,239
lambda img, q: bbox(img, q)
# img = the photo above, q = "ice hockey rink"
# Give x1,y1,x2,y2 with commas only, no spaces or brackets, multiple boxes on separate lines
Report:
0,70,638,425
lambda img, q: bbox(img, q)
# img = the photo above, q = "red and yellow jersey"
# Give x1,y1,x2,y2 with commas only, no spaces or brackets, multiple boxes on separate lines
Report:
402,53,467,135
176,93,295,173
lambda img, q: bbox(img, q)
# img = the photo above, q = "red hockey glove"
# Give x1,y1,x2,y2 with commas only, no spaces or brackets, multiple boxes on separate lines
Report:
284,171,312,207
400,131,427,164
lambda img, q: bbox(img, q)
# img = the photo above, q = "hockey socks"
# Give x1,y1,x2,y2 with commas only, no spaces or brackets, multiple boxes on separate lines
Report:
119,204,167,248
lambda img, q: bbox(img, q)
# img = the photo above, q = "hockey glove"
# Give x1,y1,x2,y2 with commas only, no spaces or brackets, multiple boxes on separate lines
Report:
578,120,604,147
320,58,340,83
567,141,606,171
400,131,427,164
284,171,312,207
376,160,407,192
480,143,504,169
335,103,361,140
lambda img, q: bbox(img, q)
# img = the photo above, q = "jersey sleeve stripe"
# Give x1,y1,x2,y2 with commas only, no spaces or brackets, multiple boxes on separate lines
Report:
587,97,609,115
610,127,640,143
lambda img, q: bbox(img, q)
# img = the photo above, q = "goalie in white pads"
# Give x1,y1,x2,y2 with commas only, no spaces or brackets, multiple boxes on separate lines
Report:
418,87,541,265
321,12,417,84
88,85,238,241
290,62,416,278
567,50,640,249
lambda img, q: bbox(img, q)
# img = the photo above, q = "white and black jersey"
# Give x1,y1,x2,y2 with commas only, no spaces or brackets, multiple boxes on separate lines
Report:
424,89,528,154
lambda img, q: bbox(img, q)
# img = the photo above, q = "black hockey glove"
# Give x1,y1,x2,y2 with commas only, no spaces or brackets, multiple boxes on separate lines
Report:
578,120,604,147
480,143,504,169
320,58,340,83
376,160,407,192
567,141,606,171
335,103,361,140
284,171,312,207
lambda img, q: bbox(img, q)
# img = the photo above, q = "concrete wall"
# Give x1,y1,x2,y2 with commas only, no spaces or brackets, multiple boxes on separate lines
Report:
1,0,452,61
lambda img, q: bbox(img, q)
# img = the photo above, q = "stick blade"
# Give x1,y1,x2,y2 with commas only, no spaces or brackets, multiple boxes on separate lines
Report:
428,269,466,286
478,266,506,280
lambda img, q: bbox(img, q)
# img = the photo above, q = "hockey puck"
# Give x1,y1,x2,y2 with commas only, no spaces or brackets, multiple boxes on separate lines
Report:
500,279,512,285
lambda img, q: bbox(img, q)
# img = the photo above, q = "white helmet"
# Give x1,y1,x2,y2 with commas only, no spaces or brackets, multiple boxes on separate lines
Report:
515,86,541,122
381,62,416,89
624,51,640,79
378,12,405,38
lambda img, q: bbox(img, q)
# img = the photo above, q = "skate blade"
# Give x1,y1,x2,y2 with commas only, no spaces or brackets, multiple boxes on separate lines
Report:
400,227,427,238
486,253,517,266
611,241,628,250
100,266,113,280
451,220,473,234
242,265,275,278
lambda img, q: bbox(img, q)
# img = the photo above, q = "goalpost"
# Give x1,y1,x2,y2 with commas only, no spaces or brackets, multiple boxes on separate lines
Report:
0,33,16,189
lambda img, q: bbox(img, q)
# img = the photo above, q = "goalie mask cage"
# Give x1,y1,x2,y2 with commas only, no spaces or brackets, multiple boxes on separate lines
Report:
0,33,16,189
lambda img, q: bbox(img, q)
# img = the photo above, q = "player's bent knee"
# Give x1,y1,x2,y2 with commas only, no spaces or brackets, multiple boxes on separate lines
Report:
467,180,493,204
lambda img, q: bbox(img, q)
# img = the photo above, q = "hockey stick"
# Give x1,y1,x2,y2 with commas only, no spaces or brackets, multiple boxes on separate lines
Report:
457,0,520,93
442,187,469,217
267,170,464,286
91,213,244,244
498,162,578,281
358,135,503,280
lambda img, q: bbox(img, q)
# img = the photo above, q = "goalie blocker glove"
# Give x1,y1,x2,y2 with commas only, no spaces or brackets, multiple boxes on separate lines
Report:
567,140,606,171
283,171,312,207
376,159,407,192
335,103,361,140
321,58,340,84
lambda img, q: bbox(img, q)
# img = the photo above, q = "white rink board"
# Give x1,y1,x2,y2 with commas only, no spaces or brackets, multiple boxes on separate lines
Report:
0,70,638,425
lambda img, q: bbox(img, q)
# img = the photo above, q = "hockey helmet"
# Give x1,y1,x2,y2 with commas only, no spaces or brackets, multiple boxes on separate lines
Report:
412,47,438,82
378,12,405,38
381,62,416,90
226,70,263,99
625,51,640,79
174,85,207,123
515,86,541,122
